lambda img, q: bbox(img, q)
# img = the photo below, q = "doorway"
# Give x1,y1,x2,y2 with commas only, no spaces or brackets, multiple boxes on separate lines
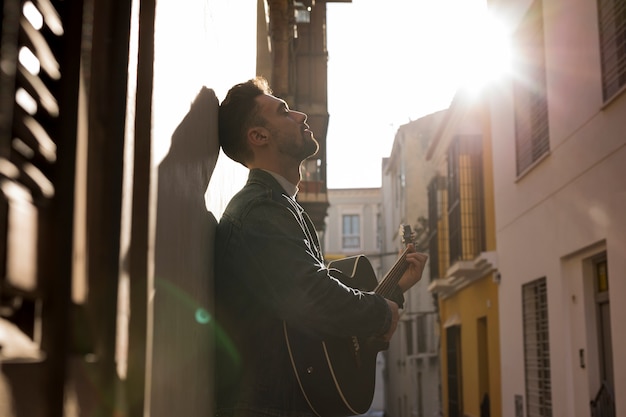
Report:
589,254,614,417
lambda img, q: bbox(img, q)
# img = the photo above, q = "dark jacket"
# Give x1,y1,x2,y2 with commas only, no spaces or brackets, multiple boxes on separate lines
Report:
214,169,397,416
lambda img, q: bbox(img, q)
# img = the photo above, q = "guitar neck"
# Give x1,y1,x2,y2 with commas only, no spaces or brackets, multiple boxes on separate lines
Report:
373,245,411,298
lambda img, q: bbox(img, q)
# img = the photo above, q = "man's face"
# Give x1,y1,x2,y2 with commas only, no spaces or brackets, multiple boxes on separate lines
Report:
255,94,319,162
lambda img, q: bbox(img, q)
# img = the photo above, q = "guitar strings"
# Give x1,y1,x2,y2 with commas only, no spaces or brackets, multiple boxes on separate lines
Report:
374,246,411,297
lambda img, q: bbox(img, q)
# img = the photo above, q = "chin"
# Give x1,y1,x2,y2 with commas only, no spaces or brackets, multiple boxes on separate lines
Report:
307,141,320,158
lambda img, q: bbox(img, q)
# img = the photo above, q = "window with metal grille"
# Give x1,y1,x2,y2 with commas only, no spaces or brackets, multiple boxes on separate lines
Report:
522,277,553,417
341,214,360,249
598,0,626,101
404,319,414,355
513,0,550,175
376,212,381,250
447,135,485,265
427,176,447,281
417,314,427,353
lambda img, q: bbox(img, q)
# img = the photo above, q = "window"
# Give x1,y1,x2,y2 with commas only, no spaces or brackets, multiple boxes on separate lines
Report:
522,277,552,417
294,1,311,24
447,135,485,265
513,0,550,175
598,0,626,101
376,212,382,250
404,320,414,355
342,214,360,249
428,176,448,281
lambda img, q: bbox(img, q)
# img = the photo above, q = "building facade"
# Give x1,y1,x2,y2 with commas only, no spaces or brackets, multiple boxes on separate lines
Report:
265,0,340,232
486,0,626,416
425,93,502,417
381,114,445,417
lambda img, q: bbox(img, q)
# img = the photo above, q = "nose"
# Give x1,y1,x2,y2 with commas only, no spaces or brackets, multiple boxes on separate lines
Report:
292,110,308,124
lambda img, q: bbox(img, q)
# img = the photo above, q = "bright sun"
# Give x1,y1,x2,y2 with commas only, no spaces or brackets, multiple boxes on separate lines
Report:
454,5,513,94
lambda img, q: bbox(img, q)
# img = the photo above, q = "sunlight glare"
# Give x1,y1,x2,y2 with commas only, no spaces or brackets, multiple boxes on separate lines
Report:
456,6,512,94
18,46,40,75
23,1,44,30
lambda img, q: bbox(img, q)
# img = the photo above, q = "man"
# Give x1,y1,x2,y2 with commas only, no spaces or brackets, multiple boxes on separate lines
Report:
214,77,427,417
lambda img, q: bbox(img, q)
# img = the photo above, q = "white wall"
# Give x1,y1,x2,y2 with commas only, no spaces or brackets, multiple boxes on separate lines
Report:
382,117,442,417
152,0,254,217
149,1,256,416
325,188,382,262
489,1,626,416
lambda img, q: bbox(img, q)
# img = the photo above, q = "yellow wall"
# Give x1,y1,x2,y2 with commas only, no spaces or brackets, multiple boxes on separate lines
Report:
437,91,500,417
439,274,501,417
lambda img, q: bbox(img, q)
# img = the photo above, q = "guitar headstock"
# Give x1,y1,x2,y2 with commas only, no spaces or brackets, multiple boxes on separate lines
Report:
400,224,415,246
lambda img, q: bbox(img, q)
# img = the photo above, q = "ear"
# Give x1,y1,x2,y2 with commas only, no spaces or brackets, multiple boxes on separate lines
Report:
247,127,269,147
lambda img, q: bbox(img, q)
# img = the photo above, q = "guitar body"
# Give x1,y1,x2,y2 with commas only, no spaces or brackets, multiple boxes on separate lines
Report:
284,255,382,417
328,255,379,292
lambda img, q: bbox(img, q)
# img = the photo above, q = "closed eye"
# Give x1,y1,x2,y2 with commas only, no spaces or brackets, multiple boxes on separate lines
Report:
278,102,290,115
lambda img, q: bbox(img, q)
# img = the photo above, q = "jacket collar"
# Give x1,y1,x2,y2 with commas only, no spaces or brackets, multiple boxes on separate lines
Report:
248,169,299,199
248,169,305,214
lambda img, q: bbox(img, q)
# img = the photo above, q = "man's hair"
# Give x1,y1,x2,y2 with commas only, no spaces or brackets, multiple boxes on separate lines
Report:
218,77,272,166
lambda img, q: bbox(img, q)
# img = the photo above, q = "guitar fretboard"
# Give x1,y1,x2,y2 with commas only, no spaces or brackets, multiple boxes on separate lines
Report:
373,245,411,298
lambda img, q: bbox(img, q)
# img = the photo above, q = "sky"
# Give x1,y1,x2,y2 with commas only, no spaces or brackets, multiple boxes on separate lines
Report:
325,0,499,189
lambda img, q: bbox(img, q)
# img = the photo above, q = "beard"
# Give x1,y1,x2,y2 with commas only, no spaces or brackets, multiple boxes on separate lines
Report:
273,127,319,162
300,130,320,159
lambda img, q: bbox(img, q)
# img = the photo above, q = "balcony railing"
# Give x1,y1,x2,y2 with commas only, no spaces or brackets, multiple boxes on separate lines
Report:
299,180,324,194
591,381,615,417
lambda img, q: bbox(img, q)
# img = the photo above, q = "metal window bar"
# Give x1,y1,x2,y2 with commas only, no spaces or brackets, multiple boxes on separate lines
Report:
459,140,485,258
427,176,447,281
448,199,462,265
523,278,553,417
598,0,626,101
405,319,414,356
417,314,427,353
437,183,449,277
448,138,461,264
514,0,550,175
447,136,485,265
591,380,616,417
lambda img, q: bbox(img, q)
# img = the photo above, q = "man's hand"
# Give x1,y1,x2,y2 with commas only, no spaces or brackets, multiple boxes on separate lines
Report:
397,244,428,292
382,299,399,342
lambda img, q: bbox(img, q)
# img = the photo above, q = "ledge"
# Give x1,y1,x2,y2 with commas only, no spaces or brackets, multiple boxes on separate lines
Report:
428,251,498,299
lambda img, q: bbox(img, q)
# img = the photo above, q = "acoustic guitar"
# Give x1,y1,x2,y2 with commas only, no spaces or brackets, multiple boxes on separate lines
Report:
283,225,415,417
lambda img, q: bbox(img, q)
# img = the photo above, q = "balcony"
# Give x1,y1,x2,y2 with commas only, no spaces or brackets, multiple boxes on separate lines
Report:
298,180,325,196
428,251,497,298
297,180,329,231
